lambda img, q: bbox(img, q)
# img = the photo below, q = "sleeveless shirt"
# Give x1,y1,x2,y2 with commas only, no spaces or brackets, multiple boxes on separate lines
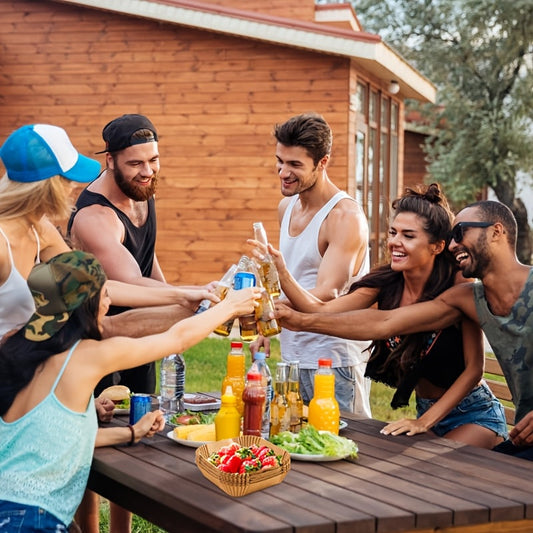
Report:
474,269,533,423
68,189,157,314
279,192,370,368
0,226,39,338
0,340,97,526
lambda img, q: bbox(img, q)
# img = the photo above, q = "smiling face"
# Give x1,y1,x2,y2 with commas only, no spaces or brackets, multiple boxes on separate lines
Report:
275,143,326,197
449,207,492,278
388,212,443,274
107,142,160,201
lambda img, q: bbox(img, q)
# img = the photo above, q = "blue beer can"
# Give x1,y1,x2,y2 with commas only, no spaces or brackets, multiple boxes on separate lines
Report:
129,393,152,424
234,272,256,290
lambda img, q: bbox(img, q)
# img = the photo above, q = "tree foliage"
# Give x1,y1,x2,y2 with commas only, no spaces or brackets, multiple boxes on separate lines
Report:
353,0,533,262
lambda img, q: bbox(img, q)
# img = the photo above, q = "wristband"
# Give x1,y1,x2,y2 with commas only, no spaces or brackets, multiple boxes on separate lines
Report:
127,424,135,446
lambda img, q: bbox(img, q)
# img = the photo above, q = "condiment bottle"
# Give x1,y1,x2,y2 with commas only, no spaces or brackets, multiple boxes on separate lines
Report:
270,362,290,437
308,358,340,434
250,351,272,440
242,372,266,437
215,386,241,440
288,361,304,433
252,221,281,298
221,341,246,415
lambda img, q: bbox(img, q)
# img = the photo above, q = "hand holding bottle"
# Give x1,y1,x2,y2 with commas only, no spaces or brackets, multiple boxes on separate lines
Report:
220,286,261,318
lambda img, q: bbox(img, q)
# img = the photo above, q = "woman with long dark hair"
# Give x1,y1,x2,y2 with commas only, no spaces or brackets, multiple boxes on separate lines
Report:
256,183,507,447
0,250,259,532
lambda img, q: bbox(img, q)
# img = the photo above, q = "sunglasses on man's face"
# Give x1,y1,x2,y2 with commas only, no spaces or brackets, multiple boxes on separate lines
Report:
449,221,493,243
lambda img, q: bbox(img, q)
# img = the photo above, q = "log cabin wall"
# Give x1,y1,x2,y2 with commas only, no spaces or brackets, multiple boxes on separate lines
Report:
403,130,430,190
0,0,353,285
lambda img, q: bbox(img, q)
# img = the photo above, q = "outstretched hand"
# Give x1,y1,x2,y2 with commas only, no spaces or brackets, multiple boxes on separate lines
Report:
274,301,301,331
223,287,261,317
380,418,430,437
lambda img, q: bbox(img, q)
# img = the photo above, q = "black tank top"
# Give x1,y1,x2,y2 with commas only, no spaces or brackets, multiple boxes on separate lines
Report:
68,189,157,314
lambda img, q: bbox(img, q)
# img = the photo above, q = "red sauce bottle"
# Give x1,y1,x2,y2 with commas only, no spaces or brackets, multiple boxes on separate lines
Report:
242,372,266,437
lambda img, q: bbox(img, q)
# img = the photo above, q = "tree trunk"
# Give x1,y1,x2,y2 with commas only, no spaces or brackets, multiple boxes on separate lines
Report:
491,181,532,265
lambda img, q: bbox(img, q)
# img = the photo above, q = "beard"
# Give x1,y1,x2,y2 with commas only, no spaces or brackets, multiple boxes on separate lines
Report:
113,164,158,202
462,233,491,279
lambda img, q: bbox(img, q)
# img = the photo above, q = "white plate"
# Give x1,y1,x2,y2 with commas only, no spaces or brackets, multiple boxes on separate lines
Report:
289,452,351,462
114,408,130,415
339,420,348,430
166,430,211,448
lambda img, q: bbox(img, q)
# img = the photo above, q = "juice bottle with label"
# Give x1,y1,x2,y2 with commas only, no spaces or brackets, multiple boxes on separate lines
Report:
221,341,246,416
215,386,241,440
307,358,340,434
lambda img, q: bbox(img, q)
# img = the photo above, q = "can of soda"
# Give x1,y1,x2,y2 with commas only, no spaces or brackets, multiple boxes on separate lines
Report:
129,393,152,425
234,272,256,290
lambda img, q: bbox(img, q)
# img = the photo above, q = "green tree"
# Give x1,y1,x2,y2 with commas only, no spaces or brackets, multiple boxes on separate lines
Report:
354,0,533,263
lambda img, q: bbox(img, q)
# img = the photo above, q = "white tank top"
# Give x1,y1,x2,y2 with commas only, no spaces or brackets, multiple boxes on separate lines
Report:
279,192,370,368
0,225,39,338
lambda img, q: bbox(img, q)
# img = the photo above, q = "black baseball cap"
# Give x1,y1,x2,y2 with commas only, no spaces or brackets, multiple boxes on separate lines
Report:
95,114,158,154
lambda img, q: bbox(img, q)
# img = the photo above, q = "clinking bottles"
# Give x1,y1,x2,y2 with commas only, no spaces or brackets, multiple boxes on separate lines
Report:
215,386,241,440
242,372,266,437
308,358,340,434
252,222,281,298
288,361,303,433
270,362,290,437
195,263,238,315
234,257,259,342
221,341,245,416
256,288,281,337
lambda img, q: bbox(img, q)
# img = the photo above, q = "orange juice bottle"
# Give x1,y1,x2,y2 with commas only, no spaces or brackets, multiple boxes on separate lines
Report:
221,341,246,415
307,358,340,434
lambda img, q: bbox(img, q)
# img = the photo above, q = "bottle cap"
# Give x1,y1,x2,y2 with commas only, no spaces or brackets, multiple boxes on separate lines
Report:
246,372,262,381
230,341,243,349
221,386,237,404
318,358,332,367
253,351,266,361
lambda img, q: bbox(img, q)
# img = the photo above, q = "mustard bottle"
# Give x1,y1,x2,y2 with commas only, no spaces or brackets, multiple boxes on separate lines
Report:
215,386,241,440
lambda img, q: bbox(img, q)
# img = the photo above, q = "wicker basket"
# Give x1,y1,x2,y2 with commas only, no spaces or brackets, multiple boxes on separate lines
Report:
195,436,291,497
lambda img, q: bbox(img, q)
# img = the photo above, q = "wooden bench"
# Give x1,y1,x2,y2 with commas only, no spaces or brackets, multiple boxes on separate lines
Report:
484,353,516,426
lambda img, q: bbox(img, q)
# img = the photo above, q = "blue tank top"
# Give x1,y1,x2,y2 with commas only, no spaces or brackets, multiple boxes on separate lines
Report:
0,340,97,526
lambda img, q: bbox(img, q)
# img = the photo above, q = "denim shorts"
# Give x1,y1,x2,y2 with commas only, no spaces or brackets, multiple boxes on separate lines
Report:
416,381,508,439
0,501,68,532
300,366,356,412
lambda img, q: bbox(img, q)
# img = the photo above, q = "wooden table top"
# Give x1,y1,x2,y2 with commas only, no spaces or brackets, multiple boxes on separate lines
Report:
88,415,533,533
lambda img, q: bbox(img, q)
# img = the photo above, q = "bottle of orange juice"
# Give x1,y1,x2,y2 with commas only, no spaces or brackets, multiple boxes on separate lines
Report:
307,358,340,434
221,341,246,415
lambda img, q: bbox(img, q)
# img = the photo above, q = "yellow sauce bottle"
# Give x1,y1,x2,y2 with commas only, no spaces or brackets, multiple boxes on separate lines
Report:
307,358,340,434
215,386,241,440
221,341,246,415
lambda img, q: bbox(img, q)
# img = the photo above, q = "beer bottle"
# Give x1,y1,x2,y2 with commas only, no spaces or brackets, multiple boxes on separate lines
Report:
195,263,237,315
270,362,290,437
288,361,304,433
253,222,281,298
256,288,281,337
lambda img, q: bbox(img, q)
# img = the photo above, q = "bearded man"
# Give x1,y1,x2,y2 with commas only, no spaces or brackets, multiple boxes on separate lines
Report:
68,114,171,394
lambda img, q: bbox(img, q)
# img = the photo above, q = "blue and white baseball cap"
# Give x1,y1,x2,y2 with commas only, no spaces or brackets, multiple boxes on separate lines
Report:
0,124,100,183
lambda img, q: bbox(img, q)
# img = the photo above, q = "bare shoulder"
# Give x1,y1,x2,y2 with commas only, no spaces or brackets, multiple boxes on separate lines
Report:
323,196,367,236
71,203,122,237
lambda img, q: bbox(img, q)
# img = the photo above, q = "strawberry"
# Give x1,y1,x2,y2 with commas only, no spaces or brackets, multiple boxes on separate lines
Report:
225,454,243,473
239,458,262,474
260,455,280,470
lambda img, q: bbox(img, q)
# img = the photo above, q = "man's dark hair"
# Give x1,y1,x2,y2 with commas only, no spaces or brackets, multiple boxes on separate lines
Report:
466,200,517,248
273,113,332,166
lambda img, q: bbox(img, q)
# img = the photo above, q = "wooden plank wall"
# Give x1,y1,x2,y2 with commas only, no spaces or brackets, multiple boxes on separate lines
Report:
403,130,429,189
0,0,353,285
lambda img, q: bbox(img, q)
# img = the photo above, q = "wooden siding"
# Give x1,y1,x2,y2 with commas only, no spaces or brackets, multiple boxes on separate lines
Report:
0,0,359,285
403,130,429,189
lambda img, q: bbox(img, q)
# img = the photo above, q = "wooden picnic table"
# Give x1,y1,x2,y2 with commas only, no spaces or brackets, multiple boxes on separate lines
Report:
88,414,533,533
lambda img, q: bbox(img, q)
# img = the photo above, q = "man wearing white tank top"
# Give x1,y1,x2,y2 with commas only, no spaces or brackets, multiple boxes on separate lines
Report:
274,113,371,417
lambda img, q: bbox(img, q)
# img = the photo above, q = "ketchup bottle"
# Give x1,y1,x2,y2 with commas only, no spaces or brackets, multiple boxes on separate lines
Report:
242,372,266,437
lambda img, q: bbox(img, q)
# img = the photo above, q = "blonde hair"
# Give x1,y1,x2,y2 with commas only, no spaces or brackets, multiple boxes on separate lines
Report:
0,174,73,223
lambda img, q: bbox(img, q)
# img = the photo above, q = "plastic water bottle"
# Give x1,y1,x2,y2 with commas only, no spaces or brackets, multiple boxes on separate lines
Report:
250,351,272,440
159,353,186,420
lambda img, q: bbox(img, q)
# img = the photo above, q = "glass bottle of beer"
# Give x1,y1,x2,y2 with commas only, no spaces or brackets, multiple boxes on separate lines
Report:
270,362,290,437
195,263,238,314
288,361,304,433
253,222,281,298
256,288,281,337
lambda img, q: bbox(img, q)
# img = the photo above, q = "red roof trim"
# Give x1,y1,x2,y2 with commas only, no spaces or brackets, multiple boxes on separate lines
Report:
144,0,382,43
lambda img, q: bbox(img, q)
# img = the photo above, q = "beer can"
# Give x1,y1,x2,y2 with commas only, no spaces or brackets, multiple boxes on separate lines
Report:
129,393,152,425
234,272,256,290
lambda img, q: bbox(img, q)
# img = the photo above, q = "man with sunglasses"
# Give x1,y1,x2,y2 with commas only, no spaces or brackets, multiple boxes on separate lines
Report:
275,200,533,460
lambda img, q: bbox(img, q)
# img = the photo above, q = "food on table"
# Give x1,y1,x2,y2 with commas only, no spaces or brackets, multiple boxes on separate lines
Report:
184,393,218,405
207,442,282,474
169,411,216,426
98,385,131,410
174,423,216,441
270,425,358,458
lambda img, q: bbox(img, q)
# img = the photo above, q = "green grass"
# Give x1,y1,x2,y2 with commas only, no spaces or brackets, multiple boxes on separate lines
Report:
99,336,416,532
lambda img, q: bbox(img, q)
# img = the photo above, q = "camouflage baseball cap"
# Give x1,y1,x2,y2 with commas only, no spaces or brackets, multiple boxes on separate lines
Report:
24,250,107,341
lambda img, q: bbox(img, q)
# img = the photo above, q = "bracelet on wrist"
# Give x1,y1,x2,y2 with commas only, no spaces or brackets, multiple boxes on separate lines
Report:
127,424,135,446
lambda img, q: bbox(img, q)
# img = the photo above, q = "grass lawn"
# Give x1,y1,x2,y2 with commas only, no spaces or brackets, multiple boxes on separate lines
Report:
98,336,416,532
